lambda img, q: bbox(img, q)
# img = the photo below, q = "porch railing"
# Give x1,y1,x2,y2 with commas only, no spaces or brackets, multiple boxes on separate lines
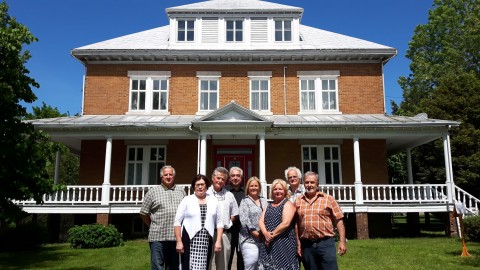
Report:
13,183,479,214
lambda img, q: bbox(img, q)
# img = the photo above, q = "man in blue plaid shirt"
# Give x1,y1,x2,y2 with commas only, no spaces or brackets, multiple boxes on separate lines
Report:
141,165,186,270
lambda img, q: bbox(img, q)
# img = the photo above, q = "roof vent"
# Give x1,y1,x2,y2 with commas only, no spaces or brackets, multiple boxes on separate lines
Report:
414,113,428,120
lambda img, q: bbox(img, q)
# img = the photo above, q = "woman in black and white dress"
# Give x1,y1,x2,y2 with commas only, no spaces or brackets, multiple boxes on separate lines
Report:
174,174,223,270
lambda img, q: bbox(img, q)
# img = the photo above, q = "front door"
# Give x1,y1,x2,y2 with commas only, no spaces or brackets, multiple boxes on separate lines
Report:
213,146,255,186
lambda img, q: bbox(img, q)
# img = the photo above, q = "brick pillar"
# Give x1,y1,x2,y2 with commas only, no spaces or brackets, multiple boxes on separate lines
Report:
355,212,369,239
447,211,458,237
96,213,111,226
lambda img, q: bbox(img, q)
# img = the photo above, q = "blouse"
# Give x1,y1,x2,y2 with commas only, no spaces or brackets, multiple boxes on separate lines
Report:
239,195,268,244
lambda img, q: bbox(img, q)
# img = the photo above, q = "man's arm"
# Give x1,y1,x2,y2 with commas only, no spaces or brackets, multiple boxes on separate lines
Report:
336,218,347,256
140,213,151,227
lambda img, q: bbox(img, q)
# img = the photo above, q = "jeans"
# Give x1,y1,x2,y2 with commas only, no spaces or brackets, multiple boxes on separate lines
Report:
149,241,179,270
301,237,338,270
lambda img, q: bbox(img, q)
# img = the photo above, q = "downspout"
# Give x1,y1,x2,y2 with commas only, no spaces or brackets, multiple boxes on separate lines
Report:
283,66,288,115
71,51,87,116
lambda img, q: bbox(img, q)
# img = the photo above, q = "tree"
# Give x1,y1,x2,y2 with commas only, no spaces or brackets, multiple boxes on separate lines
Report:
0,2,55,223
25,102,80,186
393,0,480,197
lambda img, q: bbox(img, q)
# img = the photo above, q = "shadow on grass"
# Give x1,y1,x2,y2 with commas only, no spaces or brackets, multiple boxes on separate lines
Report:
446,248,480,268
0,245,102,270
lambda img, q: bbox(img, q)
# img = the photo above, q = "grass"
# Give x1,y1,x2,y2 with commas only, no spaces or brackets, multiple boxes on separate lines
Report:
0,238,478,270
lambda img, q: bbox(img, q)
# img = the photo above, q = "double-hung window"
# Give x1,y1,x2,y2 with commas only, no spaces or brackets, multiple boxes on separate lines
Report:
128,71,170,113
249,71,271,112
126,146,166,185
226,20,243,42
197,72,221,112
298,71,340,113
302,145,342,185
275,20,292,41
178,19,195,42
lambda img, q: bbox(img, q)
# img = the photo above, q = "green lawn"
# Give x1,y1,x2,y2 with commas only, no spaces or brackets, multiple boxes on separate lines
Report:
0,238,478,269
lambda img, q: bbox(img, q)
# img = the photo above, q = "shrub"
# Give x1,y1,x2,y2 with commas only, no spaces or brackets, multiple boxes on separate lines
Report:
68,224,124,249
0,222,48,251
463,215,480,242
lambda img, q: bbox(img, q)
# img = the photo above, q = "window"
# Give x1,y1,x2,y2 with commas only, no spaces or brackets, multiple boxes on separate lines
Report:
298,71,339,113
302,145,342,184
275,20,292,41
197,72,220,112
249,71,271,111
129,72,170,113
178,19,194,41
250,79,270,111
126,146,166,185
226,20,243,42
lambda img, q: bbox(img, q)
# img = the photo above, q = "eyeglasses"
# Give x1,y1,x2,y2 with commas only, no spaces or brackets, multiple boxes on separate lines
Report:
230,174,241,177
288,176,299,179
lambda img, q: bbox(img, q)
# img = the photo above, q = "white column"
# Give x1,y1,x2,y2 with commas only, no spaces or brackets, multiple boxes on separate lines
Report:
406,148,413,185
259,135,267,197
54,151,61,184
353,137,364,204
101,137,112,205
199,134,207,175
443,131,455,203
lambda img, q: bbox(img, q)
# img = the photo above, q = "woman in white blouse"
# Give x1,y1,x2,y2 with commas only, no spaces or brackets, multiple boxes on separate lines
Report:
174,174,223,270
239,176,268,270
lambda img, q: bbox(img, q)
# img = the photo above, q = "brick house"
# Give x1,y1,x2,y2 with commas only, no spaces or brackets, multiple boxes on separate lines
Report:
22,0,477,240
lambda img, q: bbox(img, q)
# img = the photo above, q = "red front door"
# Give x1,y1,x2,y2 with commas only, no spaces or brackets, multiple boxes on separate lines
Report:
213,146,255,186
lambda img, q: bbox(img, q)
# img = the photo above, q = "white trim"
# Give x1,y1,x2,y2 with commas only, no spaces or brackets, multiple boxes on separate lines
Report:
128,71,171,77
248,71,272,77
196,71,222,77
297,70,340,77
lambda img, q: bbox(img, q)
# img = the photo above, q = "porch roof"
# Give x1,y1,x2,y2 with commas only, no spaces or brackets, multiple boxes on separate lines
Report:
28,112,459,155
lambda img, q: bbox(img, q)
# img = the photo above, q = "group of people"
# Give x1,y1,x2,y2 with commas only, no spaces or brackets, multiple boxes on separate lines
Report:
140,165,346,270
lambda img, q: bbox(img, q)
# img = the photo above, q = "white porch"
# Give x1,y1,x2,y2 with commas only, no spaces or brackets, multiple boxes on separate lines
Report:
16,183,480,215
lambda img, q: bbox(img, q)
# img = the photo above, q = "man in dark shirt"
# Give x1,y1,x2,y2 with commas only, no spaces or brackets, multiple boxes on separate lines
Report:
225,166,245,270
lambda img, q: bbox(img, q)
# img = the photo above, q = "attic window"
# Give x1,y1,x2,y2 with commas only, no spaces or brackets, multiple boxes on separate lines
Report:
178,19,194,42
275,20,292,42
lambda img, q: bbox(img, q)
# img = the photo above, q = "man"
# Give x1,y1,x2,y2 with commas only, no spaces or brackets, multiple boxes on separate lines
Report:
140,165,186,270
207,167,240,270
225,166,245,270
295,171,346,270
285,166,305,203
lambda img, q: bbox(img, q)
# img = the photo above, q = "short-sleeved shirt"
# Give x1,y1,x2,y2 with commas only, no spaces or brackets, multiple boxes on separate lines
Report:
207,187,239,230
288,184,305,203
140,184,185,242
295,191,344,240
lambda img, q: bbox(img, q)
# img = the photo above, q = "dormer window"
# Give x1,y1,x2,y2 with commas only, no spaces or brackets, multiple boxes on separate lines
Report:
178,19,195,42
275,20,292,41
226,20,243,42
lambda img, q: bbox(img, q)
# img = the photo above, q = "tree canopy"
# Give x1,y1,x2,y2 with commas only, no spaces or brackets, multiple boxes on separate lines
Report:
0,2,55,223
393,0,480,197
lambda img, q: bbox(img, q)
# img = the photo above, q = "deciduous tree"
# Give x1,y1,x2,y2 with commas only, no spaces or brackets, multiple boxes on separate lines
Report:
393,0,480,197
0,2,55,223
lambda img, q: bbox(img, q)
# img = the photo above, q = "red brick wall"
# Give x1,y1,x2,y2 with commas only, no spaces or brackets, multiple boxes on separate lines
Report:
83,63,384,115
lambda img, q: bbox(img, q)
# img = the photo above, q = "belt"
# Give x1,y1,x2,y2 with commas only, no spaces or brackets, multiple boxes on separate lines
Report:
301,237,332,243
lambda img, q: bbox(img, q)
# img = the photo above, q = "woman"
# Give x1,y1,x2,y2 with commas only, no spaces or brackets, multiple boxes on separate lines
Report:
174,174,223,270
239,177,268,270
259,179,299,270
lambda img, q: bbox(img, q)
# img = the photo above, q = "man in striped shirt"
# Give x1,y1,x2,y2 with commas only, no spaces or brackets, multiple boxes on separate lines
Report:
295,171,346,270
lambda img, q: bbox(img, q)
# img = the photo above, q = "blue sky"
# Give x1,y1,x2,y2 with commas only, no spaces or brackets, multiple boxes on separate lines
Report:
9,0,433,115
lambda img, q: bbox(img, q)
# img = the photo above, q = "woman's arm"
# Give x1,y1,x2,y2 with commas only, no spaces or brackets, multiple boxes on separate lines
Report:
174,226,183,254
271,201,296,238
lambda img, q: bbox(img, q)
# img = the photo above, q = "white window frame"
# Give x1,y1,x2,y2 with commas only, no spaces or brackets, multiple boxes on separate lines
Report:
125,145,166,185
197,71,221,112
226,19,243,42
248,71,272,112
177,19,195,42
302,145,342,185
274,19,292,42
298,71,340,114
128,71,171,114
